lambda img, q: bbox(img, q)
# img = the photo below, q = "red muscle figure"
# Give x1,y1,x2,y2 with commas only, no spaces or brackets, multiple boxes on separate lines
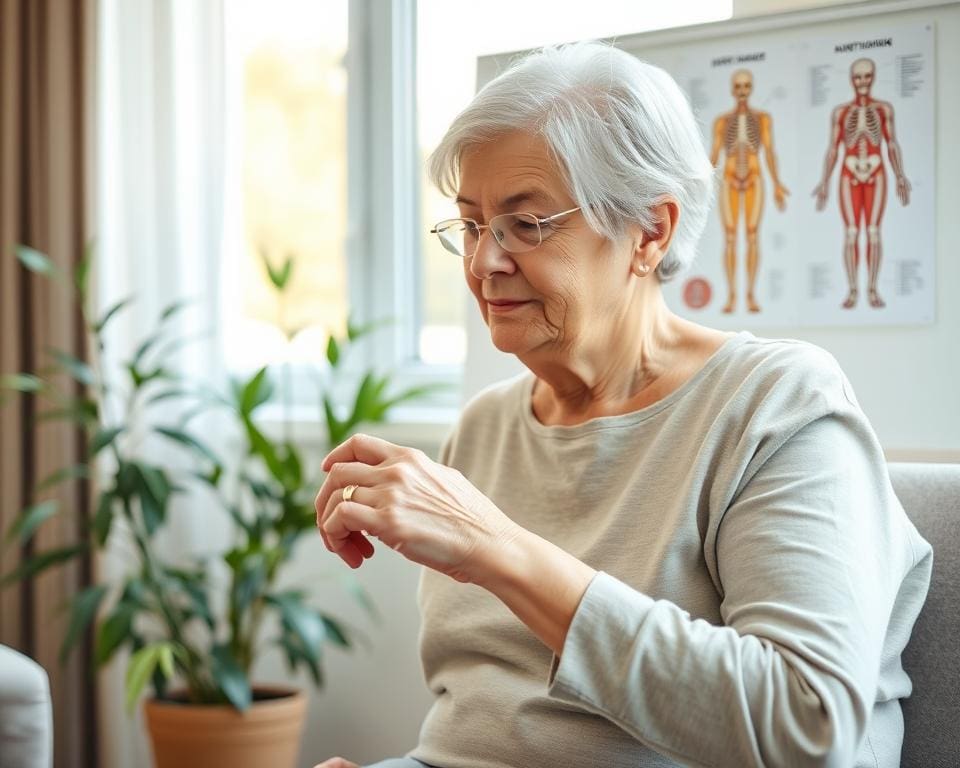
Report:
812,58,910,309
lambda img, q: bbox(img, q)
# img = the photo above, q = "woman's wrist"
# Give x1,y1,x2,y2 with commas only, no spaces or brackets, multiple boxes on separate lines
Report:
471,526,597,655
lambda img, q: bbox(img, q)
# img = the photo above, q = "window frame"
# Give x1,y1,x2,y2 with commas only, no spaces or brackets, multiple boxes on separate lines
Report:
344,0,463,415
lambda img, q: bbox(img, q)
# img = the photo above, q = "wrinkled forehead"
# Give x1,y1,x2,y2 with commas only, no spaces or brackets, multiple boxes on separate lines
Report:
457,132,571,208
851,58,875,77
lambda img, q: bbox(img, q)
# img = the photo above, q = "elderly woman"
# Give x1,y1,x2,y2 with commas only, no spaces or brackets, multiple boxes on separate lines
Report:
313,43,931,768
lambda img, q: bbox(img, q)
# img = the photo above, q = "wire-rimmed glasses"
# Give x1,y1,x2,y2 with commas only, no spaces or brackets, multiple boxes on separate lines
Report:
429,207,582,258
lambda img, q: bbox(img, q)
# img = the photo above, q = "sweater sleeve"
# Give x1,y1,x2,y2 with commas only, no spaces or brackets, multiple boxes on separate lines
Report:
546,411,915,767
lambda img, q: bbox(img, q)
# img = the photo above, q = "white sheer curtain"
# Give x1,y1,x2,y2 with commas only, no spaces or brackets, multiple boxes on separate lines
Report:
95,1,229,765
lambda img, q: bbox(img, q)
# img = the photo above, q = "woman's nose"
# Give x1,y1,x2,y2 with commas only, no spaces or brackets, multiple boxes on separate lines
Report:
468,228,517,280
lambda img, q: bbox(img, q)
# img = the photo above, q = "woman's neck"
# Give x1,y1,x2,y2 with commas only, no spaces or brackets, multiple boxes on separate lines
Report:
524,298,730,427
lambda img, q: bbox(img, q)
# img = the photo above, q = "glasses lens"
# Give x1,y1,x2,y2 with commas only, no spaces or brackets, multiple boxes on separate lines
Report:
491,213,540,253
435,220,479,257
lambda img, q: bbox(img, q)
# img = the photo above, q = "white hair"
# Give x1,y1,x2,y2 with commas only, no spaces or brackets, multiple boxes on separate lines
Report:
428,42,716,281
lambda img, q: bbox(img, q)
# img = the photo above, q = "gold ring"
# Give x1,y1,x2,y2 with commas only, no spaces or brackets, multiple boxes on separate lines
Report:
342,484,358,502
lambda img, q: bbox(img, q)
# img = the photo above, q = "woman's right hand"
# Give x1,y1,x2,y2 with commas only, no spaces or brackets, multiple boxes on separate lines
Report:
313,759,359,768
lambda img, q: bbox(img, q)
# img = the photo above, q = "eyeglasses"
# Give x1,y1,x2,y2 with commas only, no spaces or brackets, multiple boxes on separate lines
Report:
429,206,582,258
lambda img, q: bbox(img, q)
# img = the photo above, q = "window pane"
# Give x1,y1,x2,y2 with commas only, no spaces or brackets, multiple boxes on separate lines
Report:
415,1,732,366
237,0,348,367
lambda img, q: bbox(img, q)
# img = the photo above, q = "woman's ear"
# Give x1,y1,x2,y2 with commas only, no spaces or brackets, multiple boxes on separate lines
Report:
631,199,680,277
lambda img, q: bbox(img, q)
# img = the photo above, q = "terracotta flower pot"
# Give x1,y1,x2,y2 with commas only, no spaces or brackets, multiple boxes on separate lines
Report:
144,686,307,768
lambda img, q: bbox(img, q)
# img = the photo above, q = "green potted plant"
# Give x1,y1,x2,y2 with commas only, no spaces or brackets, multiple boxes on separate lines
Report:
1,246,438,768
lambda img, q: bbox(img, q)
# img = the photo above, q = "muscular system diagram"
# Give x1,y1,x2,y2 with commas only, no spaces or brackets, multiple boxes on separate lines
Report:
812,58,911,309
710,69,789,314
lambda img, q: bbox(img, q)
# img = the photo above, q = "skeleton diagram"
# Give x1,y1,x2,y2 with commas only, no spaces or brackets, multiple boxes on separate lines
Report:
710,69,788,314
812,58,911,309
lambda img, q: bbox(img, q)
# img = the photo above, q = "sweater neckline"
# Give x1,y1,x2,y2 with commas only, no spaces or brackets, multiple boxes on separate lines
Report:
519,330,754,439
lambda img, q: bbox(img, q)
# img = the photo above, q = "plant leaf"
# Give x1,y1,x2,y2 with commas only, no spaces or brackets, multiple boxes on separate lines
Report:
267,592,325,659
91,492,115,546
74,240,94,299
231,554,267,616
60,584,108,662
145,387,191,405
4,501,59,547
0,544,86,587
159,298,192,322
325,335,340,366
167,569,214,629
36,397,98,425
48,349,95,387
211,644,251,711
243,416,285,482
0,373,44,393
16,245,55,276
126,643,172,712
320,615,350,647
35,464,90,494
261,250,294,291
279,443,302,488
348,372,379,427
375,383,448,420
130,331,166,370
322,394,345,446
157,643,175,679
95,602,135,666
345,315,393,342
276,636,323,687
129,463,171,536
93,296,135,334
238,367,273,416
89,426,124,457
277,255,294,290
154,426,220,466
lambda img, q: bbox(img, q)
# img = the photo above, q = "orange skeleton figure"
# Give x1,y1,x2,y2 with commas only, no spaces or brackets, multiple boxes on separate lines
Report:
812,58,911,309
710,69,789,314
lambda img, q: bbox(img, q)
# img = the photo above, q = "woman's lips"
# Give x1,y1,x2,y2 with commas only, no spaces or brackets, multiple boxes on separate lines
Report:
486,300,530,313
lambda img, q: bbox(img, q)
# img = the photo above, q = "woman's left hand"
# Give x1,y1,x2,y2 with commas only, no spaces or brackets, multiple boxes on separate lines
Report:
314,433,521,583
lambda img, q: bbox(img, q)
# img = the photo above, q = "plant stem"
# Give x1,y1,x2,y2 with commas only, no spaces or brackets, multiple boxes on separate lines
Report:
118,489,210,698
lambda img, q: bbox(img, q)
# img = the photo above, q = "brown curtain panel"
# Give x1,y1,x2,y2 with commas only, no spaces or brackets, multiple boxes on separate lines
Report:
0,1,98,766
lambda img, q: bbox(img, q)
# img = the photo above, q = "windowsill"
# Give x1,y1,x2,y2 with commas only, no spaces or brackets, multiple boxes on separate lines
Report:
256,402,458,453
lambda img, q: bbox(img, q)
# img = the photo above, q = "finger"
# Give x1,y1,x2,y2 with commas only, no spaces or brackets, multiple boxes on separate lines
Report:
349,529,375,559
313,759,360,768
319,485,377,563
314,461,379,529
321,432,401,472
318,480,377,551
323,501,384,560
334,534,369,569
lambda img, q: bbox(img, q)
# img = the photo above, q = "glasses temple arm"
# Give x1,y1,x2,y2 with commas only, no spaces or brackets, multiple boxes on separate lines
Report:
539,206,582,224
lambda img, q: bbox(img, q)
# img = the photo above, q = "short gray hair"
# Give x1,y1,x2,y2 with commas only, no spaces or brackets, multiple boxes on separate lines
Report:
428,42,715,281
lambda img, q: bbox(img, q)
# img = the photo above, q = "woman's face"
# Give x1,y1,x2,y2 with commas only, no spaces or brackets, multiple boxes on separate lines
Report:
457,131,635,362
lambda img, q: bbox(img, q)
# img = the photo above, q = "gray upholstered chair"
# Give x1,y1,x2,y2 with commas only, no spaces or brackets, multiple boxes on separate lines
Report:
888,462,960,768
0,644,53,768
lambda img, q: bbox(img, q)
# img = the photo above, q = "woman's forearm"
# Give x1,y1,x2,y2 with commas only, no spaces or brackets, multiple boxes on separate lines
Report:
472,527,597,655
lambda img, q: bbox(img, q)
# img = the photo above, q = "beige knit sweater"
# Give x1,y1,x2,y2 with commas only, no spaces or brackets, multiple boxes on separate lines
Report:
409,332,931,768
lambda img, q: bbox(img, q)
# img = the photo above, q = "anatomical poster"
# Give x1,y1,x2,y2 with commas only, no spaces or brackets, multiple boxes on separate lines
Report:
796,23,935,325
665,41,802,326
659,21,935,327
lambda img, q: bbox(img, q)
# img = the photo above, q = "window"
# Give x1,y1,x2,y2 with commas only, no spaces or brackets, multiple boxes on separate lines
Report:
230,0,349,371
226,0,733,419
